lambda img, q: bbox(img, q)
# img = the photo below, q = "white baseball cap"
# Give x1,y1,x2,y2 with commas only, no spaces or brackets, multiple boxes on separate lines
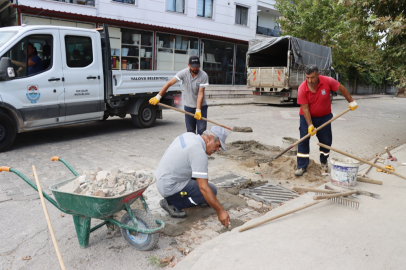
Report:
210,126,228,151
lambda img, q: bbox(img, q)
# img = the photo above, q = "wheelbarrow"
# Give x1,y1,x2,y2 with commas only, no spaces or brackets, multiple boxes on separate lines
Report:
0,156,164,251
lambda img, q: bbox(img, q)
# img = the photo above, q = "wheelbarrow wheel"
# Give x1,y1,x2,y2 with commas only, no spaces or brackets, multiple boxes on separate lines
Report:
120,209,159,251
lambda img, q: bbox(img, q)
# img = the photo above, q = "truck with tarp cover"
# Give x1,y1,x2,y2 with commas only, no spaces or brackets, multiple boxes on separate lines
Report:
247,36,337,104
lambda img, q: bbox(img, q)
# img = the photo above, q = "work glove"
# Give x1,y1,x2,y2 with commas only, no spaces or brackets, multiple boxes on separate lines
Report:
308,125,317,136
194,109,202,120
348,100,358,111
149,94,162,105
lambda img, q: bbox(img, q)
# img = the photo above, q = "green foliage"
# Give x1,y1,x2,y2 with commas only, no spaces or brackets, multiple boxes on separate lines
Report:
275,0,405,87
148,255,168,267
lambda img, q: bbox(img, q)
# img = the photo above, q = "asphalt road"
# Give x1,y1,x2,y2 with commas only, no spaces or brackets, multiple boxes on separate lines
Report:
0,96,405,269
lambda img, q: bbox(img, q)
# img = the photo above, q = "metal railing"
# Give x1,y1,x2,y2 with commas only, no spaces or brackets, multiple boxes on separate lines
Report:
256,26,282,37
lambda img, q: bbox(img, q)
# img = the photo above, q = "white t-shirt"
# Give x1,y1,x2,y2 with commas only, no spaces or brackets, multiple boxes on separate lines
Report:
155,132,208,197
175,68,208,108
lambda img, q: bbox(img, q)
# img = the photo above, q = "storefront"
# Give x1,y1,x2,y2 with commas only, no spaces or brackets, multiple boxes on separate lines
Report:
5,10,248,85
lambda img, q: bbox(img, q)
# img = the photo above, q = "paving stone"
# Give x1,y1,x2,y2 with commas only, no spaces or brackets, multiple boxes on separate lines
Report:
6,187,21,195
10,193,29,201
27,194,40,200
0,183,17,190
0,193,12,202
22,188,39,196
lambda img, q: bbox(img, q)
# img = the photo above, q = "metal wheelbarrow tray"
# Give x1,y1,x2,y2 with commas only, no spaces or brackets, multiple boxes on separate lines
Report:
0,156,164,251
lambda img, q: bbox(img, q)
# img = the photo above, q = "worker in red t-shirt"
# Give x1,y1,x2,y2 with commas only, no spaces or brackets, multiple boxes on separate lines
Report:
295,64,358,176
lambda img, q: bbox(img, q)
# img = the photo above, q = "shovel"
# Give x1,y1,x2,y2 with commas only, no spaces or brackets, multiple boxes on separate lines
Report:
157,102,232,130
270,108,351,161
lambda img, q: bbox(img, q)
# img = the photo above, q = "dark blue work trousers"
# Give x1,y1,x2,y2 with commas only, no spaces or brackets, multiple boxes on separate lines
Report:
164,179,217,211
297,113,333,169
184,105,208,135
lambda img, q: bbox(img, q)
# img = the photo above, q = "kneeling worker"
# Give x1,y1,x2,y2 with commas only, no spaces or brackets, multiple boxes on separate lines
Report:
155,126,230,228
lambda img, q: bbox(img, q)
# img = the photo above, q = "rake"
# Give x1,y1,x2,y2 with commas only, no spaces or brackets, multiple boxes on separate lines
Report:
238,186,359,232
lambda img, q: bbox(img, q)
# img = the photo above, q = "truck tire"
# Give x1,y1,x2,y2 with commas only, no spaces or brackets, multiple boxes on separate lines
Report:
131,102,157,128
0,113,16,152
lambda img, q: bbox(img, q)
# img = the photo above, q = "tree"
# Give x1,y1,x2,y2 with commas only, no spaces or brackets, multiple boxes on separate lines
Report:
274,0,388,89
340,0,406,87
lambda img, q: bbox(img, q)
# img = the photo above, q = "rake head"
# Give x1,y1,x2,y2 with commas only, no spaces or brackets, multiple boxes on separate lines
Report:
316,193,359,209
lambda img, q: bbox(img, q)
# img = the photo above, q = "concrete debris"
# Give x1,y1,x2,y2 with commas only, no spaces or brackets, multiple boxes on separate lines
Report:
58,168,153,197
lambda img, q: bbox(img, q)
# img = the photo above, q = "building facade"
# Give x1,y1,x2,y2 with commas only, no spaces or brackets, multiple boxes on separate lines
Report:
0,0,280,89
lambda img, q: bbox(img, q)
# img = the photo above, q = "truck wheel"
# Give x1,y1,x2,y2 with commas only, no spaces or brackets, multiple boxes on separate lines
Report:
120,209,159,251
131,102,157,128
0,113,16,152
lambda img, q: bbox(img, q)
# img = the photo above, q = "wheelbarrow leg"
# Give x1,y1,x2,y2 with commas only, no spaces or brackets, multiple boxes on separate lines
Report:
73,215,91,248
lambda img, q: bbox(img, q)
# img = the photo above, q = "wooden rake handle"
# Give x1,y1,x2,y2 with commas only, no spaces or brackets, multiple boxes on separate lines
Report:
291,186,338,194
157,102,232,130
313,190,357,200
318,143,406,181
271,108,351,161
239,200,324,232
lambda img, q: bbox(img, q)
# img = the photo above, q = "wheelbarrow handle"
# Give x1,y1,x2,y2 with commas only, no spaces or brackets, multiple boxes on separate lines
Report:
51,156,79,177
0,166,11,172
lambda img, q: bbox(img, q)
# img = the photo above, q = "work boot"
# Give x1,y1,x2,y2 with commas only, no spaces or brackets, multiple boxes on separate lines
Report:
321,162,329,173
159,199,186,218
294,168,306,176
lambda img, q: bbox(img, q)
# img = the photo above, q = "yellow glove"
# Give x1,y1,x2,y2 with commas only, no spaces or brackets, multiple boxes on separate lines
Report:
349,101,358,111
149,94,162,105
194,109,202,120
308,125,317,136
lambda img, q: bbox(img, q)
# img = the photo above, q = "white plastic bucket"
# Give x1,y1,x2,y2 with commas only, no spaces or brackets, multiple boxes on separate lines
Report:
330,157,360,187
282,137,298,154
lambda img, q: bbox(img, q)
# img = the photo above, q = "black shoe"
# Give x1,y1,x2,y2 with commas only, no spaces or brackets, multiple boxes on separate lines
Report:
159,199,186,218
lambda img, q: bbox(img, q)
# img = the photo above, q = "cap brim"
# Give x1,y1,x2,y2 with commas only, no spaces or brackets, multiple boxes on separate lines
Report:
190,63,200,68
220,140,226,151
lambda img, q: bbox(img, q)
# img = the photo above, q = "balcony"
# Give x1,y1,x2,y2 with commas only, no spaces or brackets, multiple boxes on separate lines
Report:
51,0,95,6
256,26,282,37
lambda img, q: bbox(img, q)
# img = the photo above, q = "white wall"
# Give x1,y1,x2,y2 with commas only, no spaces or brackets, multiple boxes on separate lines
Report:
257,11,278,29
18,0,265,42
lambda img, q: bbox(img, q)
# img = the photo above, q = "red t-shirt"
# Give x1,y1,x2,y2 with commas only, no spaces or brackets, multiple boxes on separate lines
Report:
298,75,340,117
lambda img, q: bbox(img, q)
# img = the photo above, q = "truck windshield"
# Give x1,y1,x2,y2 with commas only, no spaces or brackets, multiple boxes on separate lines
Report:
0,31,17,48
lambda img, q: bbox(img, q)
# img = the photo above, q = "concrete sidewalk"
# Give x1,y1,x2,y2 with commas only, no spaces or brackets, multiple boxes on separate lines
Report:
206,94,396,106
175,143,406,270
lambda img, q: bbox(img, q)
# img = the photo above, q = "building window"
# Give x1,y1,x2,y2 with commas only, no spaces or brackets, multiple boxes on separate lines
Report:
235,5,248,26
50,0,96,6
167,0,184,13
201,39,234,85
111,0,136,4
235,44,248,85
197,0,213,19
156,33,198,71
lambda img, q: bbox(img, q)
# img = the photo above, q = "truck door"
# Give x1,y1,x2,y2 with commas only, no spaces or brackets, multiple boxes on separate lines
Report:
0,29,65,127
59,30,103,122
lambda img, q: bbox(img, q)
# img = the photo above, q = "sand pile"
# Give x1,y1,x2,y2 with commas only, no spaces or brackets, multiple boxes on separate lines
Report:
217,140,326,182
58,168,154,197
265,156,325,182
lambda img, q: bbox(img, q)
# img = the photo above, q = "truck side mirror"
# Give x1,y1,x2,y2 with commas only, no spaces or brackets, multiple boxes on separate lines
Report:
0,57,15,81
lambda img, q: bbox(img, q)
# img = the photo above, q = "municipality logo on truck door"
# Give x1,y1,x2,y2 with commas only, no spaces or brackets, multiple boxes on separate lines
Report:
26,85,41,103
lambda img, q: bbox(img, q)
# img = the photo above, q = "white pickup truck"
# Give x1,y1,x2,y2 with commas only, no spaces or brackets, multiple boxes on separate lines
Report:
0,25,182,152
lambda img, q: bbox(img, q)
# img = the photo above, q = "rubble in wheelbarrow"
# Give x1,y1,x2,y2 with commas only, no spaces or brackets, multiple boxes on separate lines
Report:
58,168,154,197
